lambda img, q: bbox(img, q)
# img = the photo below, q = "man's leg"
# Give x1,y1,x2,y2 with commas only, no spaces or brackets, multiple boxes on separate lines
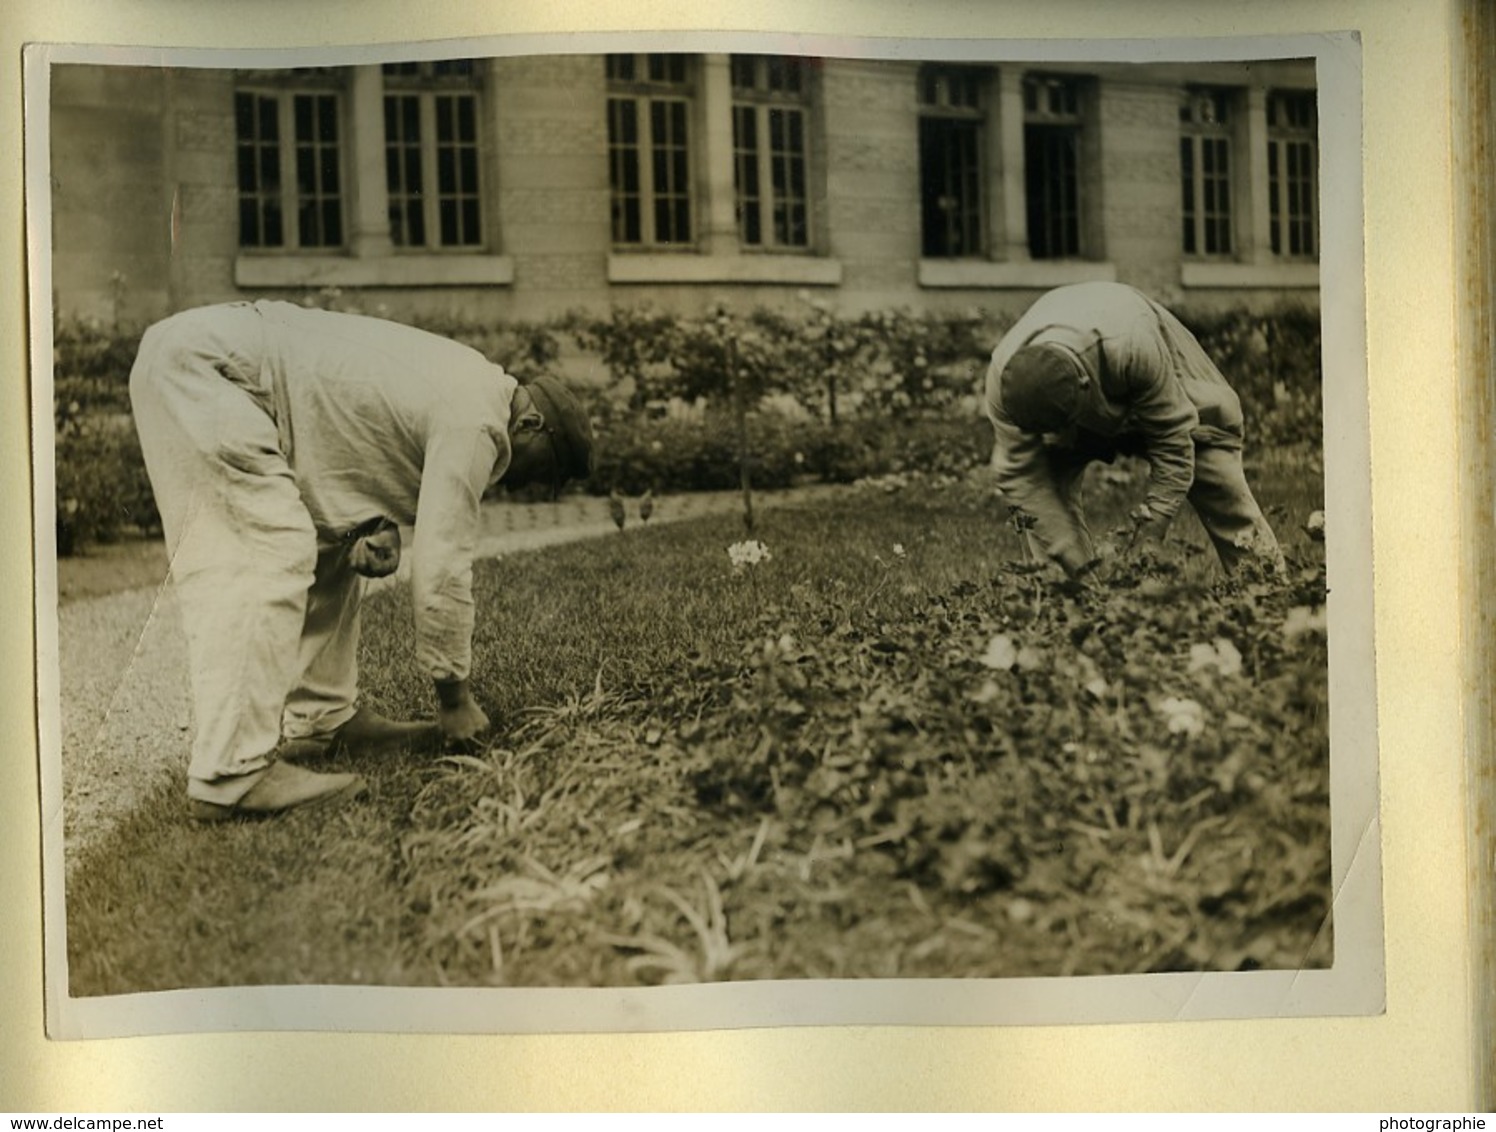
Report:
1187,443,1286,574
281,542,441,757
281,543,363,744
130,313,361,808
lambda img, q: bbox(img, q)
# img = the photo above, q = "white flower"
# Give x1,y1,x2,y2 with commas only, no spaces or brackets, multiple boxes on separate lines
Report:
979,633,1018,671
727,540,772,571
1304,510,1326,542
1079,655,1109,700
968,678,1002,704
1158,696,1207,739
1283,605,1328,641
1188,638,1243,678
892,543,907,559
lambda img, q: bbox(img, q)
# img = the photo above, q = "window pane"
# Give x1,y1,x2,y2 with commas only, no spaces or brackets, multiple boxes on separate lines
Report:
647,54,686,84
322,199,341,246
290,93,343,248
608,98,642,243
263,201,283,247
440,198,457,246
650,99,691,243
239,199,260,246
733,104,761,245
234,92,255,137
296,148,315,195
236,92,283,248
768,56,801,93
384,94,422,247
921,117,983,257
317,95,338,140
1025,124,1080,258
731,55,756,91
237,146,256,193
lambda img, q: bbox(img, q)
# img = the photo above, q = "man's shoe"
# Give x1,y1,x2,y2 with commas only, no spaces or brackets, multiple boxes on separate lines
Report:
281,706,441,762
188,760,367,823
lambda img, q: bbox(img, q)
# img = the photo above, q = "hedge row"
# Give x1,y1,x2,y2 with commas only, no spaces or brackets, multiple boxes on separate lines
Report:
50,300,1322,554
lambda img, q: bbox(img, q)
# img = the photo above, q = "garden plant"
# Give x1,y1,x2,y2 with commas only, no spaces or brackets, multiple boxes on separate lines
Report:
56,294,1331,992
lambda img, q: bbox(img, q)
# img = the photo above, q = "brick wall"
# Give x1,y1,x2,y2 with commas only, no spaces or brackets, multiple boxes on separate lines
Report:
1098,80,1185,301
44,55,1319,332
822,59,922,307
51,66,171,323
492,54,611,315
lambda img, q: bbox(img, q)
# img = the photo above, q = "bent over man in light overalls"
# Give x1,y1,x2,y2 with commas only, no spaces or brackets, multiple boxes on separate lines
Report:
983,282,1285,579
129,301,594,821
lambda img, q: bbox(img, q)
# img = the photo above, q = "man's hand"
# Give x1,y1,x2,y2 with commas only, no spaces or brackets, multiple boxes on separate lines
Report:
435,679,490,751
349,523,402,578
1128,504,1171,553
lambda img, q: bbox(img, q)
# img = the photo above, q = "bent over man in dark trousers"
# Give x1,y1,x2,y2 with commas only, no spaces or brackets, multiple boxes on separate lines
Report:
983,281,1285,579
129,301,594,821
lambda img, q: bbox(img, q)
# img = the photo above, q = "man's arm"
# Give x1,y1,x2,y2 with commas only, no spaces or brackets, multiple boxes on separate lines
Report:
989,416,1095,575
1114,325,1199,526
409,427,505,742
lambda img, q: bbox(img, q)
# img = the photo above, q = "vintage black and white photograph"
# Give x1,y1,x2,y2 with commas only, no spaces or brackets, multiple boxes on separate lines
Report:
26,30,1381,1038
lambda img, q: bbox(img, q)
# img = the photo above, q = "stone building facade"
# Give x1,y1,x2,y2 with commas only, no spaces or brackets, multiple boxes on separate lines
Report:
48,52,1319,327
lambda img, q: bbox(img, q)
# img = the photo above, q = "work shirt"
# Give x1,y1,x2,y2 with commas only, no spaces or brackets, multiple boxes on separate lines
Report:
243,301,516,683
984,282,1245,538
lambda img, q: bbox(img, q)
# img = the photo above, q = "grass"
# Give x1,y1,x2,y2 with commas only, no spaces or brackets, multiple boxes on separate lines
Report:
64,454,1330,994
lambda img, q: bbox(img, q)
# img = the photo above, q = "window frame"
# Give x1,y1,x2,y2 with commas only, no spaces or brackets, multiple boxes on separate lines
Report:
917,64,988,259
1179,86,1238,260
1021,73,1089,261
381,60,487,253
606,52,697,249
1267,89,1320,261
234,69,351,254
730,54,814,253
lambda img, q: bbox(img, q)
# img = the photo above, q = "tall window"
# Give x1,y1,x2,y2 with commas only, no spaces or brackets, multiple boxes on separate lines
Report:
918,66,985,258
1180,88,1235,257
235,70,347,250
382,61,484,249
1023,74,1085,259
607,53,694,247
1268,91,1318,258
731,55,811,250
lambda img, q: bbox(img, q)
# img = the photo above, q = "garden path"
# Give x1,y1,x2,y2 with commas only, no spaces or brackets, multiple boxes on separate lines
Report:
51,484,850,869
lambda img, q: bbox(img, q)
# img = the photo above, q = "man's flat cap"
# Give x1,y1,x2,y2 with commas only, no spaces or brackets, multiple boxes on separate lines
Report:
1001,343,1087,434
524,375,596,486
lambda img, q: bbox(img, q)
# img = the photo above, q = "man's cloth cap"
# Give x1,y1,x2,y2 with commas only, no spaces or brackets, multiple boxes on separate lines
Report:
1001,343,1087,434
524,375,595,488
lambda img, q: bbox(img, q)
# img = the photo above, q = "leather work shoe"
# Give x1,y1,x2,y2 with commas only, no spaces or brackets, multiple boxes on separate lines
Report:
280,706,441,762
188,760,368,823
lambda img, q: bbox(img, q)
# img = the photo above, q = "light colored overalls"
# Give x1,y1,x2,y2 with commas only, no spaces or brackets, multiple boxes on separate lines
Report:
129,301,516,804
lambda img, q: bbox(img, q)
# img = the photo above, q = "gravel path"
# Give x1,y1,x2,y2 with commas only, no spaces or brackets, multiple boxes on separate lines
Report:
54,486,847,867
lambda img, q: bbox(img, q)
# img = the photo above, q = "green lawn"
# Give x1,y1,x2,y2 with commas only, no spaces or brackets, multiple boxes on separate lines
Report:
65,456,1330,993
